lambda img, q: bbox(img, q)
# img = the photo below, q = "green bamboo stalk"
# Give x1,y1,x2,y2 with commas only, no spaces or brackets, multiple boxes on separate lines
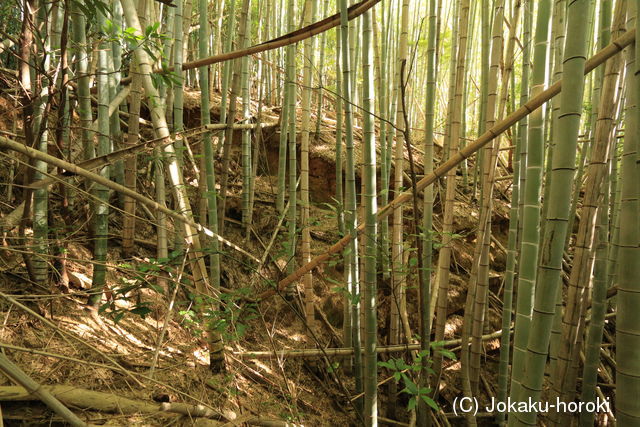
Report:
470,0,514,397
336,27,350,348
240,0,252,234
442,0,461,161
615,1,640,423
217,0,235,157
389,0,410,378
497,2,531,424
153,146,168,292
29,0,52,286
198,0,226,373
511,1,591,425
88,1,111,307
564,0,599,250
314,0,330,139
373,11,389,285
70,0,93,164
277,85,290,215
361,10,377,425
578,145,612,427
472,0,490,199
339,0,362,403
300,0,315,327
109,0,125,194
546,0,568,375
218,0,240,233
461,0,505,399
541,0,566,240
285,0,297,277
335,28,344,237
606,141,621,297
122,57,143,258
433,0,470,386
198,0,221,286
551,1,625,419
417,1,437,425
508,0,552,406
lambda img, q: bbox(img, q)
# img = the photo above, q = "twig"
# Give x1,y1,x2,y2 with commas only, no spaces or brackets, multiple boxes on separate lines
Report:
148,249,189,379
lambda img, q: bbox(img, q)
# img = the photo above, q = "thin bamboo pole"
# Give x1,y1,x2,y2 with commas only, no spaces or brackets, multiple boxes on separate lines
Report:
300,0,315,328
433,0,471,385
361,9,377,425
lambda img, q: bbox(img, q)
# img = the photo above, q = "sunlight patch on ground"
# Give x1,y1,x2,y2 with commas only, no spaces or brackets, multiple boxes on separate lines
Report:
192,347,210,365
251,359,274,375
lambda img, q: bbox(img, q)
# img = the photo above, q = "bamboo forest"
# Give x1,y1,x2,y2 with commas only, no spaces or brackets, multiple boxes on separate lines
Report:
0,0,638,425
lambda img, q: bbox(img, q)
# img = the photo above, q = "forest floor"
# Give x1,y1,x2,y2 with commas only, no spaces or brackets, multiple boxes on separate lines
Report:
0,89,515,426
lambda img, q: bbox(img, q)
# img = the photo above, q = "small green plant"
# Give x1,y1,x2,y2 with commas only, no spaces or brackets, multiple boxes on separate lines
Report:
378,343,456,412
98,277,155,323
99,254,182,323
179,288,258,343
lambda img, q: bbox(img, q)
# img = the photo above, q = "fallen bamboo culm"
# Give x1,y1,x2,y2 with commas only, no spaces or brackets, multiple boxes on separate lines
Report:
0,385,222,418
0,356,87,427
0,384,293,425
259,28,636,300
234,329,507,359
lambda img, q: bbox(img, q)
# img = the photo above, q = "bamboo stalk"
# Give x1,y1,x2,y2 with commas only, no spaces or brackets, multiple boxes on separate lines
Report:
234,329,508,360
261,27,636,301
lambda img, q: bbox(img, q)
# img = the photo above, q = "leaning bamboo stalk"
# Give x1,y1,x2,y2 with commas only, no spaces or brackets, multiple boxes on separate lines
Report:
90,86,131,133
258,28,636,301
120,0,382,85
27,123,264,192
120,0,210,302
0,135,259,264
